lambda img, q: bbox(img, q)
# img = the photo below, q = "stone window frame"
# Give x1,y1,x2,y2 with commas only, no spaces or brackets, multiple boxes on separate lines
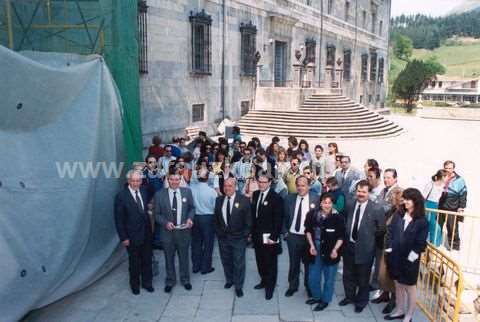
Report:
327,0,334,15
240,100,250,116
138,0,148,74
377,57,384,83
343,49,351,81
305,38,316,65
370,51,377,82
190,10,212,75
240,21,257,77
192,104,206,123
345,1,350,22
361,53,368,81
326,44,336,66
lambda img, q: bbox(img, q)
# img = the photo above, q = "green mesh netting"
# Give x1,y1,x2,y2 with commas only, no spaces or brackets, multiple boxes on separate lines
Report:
0,0,143,165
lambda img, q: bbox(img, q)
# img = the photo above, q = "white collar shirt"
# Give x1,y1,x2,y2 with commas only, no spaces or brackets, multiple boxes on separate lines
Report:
290,194,310,235
222,193,236,225
168,188,182,225
350,200,368,242
256,188,270,218
128,186,144,211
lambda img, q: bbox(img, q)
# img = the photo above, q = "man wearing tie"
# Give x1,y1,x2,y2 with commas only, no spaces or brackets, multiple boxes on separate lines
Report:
334,156,362,198
251,171,284,300
114,170,153,295
214,178,252,297
154,173,195,293
283,176,320,297
339,180,386,313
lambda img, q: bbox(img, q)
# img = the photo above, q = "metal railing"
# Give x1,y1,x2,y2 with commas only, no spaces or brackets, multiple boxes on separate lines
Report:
258,80,327,88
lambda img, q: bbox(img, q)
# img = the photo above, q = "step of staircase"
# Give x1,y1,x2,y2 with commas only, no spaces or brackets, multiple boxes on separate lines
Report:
238,93,402,139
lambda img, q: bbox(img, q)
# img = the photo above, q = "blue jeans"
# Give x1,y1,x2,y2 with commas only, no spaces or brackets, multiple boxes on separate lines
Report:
191,215,215,273
308,240,338,303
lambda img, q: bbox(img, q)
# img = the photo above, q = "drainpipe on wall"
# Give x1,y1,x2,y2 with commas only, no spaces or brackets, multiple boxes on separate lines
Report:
221,0,226,120
319,0,324,85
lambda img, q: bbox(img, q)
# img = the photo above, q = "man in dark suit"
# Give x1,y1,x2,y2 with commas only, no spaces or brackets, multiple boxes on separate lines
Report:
251,171,283,300
154,173,195,293
214,178,252,297
114,170,154,295
283,176,320,297
339,179,386,313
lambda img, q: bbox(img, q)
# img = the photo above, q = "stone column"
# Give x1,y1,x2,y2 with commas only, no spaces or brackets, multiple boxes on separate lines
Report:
306,62,315,87
293,63,302,88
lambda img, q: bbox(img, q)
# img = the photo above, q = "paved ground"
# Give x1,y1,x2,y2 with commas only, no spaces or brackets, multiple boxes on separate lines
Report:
24,244,429,322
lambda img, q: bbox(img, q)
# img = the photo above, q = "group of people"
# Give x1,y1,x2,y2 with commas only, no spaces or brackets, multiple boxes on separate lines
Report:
114,132,467,322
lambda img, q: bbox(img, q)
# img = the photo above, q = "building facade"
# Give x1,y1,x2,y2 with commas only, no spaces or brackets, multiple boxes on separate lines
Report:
421,76,480,104
140,0,391,144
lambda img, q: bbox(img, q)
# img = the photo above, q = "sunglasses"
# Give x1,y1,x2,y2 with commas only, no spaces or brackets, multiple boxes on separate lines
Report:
148,161,156,164
304,172,311,175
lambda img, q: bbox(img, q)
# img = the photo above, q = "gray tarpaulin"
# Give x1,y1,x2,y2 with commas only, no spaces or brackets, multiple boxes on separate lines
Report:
0,45,126,322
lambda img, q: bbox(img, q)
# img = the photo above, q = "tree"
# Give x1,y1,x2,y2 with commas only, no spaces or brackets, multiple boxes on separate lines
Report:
393,35,413,61
392,59,445,112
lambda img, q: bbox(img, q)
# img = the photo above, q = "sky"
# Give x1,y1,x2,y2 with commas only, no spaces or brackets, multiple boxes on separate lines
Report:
391,0,464,17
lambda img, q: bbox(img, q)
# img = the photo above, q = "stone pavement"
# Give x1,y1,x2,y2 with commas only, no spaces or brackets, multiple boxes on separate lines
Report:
25,244,429,322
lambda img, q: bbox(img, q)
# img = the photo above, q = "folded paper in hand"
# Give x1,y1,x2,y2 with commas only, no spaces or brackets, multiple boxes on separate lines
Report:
263,233,279,244
407,250,419,262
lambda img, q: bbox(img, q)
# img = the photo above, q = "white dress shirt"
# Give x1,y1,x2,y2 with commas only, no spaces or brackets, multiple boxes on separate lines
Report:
168,188,182,225
403,213,413,231
256,188,270,218
290,194,310,235
222,193,236,225
350,200,368,242
128,186,144,211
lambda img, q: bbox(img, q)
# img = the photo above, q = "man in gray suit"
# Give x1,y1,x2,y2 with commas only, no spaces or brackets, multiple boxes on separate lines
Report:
335,156,363,198
154,173,195,293
214,178,252,298
283,176,320,297
339,179,386,313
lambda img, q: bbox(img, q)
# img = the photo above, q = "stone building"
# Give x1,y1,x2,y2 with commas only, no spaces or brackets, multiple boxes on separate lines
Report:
140,0,391,144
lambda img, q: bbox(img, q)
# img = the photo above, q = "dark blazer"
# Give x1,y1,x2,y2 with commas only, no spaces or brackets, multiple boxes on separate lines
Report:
114,186,152,246
251,189,284,246
304,210,346,265
283,192,320,234
214,194,252,239
154,187,195,228
344,199,386,265
386,212,428,285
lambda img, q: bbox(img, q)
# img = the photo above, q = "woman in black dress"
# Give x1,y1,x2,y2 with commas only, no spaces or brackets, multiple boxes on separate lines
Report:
384,188,428,322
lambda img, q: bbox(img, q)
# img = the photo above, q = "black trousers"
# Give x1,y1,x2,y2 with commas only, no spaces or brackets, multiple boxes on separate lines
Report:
286,233,309,292
342,242,373,308
438,212,461,250
127,242,153,291
254,242,278,292
218,236,247,290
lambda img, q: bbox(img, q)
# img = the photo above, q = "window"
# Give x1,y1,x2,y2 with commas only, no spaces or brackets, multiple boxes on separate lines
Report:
343,49,351,81
362,10,367,28
190,10,212,74
138,0,148,74
240,21,257,76
371,12,377,34
241,101,250,116
192,104,205,122
377,57,384,83
305,38,316,64
360,95,363,104
438,81,443,88
431,81,436,88
379,20,383,36
376,94,380,102
370,52,377,82
369,95,372,103
345,1,350,21
361,54,368,81
326,44,336,66
328,0,334,14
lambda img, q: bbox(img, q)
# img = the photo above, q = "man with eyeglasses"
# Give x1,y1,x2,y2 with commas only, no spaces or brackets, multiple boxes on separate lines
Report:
159,145,176,178
303,166,322,196
334,156,362,198
232,148,253,193
283,158,302,194
438,160,467,250
251,172,283,300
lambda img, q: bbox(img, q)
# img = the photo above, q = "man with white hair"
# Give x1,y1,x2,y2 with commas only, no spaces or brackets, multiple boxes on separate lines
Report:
114,170,153,295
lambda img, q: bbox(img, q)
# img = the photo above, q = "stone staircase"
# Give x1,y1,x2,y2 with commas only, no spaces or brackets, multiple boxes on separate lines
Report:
238,93,403,139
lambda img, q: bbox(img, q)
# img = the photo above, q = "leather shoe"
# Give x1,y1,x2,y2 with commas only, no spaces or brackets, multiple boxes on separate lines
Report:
164,285,173,293
265,289,273,300
131,288,140,295
305,298,321,305
355,306,365,313
184,283,192,290
338,298,352,306
235,289,244,297
384,314,405,320
284,289,297,297
192,268,200,274
371,292,390,304
382,302,396,314
313,302,328,311
254,283,265,290
142,286,154,293
224,282,233,289
201,268,215,275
